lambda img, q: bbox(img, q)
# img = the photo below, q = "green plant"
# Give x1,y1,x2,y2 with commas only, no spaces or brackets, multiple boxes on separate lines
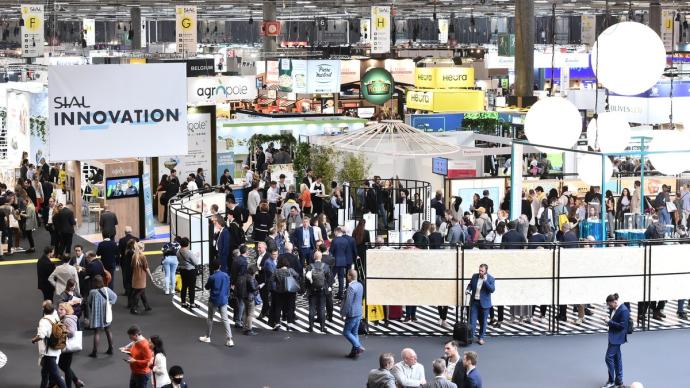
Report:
309,145,338,193
293,142,311,184
337,152,371,185
248,133,297,151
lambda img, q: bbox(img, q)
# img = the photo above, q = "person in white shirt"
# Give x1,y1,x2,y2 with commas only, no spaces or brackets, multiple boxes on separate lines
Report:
392,348,426,387
49,255,80,295
185,175,198,192
32,300,67,388
267,181,280,215
247,183,261,216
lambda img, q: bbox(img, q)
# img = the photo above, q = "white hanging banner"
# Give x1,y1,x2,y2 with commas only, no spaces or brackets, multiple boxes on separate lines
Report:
661,9,676,52
21,4,44,58
438,19,449,44
560,67,570,96
140,16,147,48
371,6,390,54
83,19,95,46
176,6,197,55
360,19,371,44
580,15,596,46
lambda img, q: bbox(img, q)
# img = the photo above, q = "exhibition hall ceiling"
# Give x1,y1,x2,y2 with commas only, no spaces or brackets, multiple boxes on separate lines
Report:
0,0,687,20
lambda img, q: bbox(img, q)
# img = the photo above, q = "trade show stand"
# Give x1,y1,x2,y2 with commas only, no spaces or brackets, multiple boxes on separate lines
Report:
103,159,144,239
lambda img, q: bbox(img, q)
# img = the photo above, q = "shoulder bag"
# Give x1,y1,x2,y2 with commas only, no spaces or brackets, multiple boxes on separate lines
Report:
99,288,113,324
65,328,83,353
284,270,300,293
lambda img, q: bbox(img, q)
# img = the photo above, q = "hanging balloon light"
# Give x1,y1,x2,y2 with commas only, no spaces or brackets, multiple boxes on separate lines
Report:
586,112,632,153
524,97,582,153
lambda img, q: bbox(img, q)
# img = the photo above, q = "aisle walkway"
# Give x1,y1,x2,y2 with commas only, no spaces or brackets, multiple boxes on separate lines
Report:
0,230,687,387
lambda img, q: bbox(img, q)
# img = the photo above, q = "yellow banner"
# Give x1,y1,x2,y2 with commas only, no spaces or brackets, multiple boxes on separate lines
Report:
414,67,475,89
406,89,484,112
406,90,434,111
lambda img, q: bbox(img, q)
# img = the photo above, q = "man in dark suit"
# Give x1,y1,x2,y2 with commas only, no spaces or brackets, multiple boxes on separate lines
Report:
280,241,303,279
462,351,483,388
118,226,138,258
230,245,249,328
214,215,231,273
99,206,118,240
330,227,354,299
319,244,336,321
465,264,495,345
603,293,629,388
291,216,316,266
226,212,245,253
500,221,527,248
96,237,119,290
477,190,494,221
57,202,77,256
443,340,466,387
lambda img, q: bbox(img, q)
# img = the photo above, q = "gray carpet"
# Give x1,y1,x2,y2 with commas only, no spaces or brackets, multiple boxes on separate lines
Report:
0,229,687,387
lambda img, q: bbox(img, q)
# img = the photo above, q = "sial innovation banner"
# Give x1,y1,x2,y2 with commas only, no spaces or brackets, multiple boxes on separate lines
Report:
21,4,44,57
48,63,188,161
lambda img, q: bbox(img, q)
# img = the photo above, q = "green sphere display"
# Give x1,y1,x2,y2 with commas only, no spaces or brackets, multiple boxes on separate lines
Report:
361,68,394,105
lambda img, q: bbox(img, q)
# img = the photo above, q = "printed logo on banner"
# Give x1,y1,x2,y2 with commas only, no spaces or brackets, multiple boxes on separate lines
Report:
361,68,394,105
187,76,258,104
48,63,188,161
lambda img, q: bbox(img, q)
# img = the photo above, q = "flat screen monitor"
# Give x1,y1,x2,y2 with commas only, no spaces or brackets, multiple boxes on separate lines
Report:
432,157,448,176
105,175,141,199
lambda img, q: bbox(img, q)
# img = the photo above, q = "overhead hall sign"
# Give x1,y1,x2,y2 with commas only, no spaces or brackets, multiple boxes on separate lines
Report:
48,64,188,161
21,4,44,57
176,6,197,55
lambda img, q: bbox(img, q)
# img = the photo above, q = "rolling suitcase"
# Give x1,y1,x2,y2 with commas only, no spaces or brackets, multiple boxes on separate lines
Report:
453,294,472,346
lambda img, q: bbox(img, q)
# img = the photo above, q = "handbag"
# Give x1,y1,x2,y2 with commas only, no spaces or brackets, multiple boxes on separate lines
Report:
666,201,677,212
99,289,113,324
284,272,300,293
65,330,83,353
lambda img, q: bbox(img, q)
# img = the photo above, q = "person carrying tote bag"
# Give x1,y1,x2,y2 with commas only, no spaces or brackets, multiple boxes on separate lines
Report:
58,302,86,388
86,275,116,358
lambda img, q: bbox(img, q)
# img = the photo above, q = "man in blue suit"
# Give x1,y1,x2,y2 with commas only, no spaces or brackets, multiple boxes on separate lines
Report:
330,227,354,299
465,264,495,345
291,216,317,266
214,215,231,273
602,293,629,388
462,351,482,388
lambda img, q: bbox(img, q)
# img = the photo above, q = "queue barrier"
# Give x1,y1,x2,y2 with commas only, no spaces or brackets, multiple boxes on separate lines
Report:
365,240,690,334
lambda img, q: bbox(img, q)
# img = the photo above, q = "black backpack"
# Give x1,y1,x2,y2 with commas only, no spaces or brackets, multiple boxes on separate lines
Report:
310,262,326,290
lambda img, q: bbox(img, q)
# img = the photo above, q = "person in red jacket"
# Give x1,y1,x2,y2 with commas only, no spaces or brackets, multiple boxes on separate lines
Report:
120,325,153,388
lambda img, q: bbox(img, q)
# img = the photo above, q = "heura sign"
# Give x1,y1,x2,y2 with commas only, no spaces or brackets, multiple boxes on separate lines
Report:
361,68,394,105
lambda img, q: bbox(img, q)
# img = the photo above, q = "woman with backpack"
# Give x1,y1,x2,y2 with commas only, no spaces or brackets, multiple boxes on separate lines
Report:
177,238,200,310
57,302,85,388
270,256,300,332
161,238,181,296
86,275,117,357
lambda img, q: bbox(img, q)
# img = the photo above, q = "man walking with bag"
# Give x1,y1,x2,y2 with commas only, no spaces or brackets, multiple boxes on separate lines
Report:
341,269,364,359
306,250,331,333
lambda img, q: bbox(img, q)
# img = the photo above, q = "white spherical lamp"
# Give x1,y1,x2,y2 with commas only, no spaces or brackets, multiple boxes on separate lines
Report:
648,130,690,175
591,21,666,96
524,97,582,153
577,153,614,186
586,112,632,153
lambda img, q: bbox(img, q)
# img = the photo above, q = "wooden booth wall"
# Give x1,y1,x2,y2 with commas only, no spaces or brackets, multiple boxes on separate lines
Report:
104,160,142,239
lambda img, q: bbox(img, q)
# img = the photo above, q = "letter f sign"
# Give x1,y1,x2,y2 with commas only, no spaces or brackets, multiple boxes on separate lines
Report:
29,17,37,29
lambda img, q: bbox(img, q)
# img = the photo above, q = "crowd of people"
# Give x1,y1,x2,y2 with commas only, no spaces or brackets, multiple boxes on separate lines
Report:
366,346,482,388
